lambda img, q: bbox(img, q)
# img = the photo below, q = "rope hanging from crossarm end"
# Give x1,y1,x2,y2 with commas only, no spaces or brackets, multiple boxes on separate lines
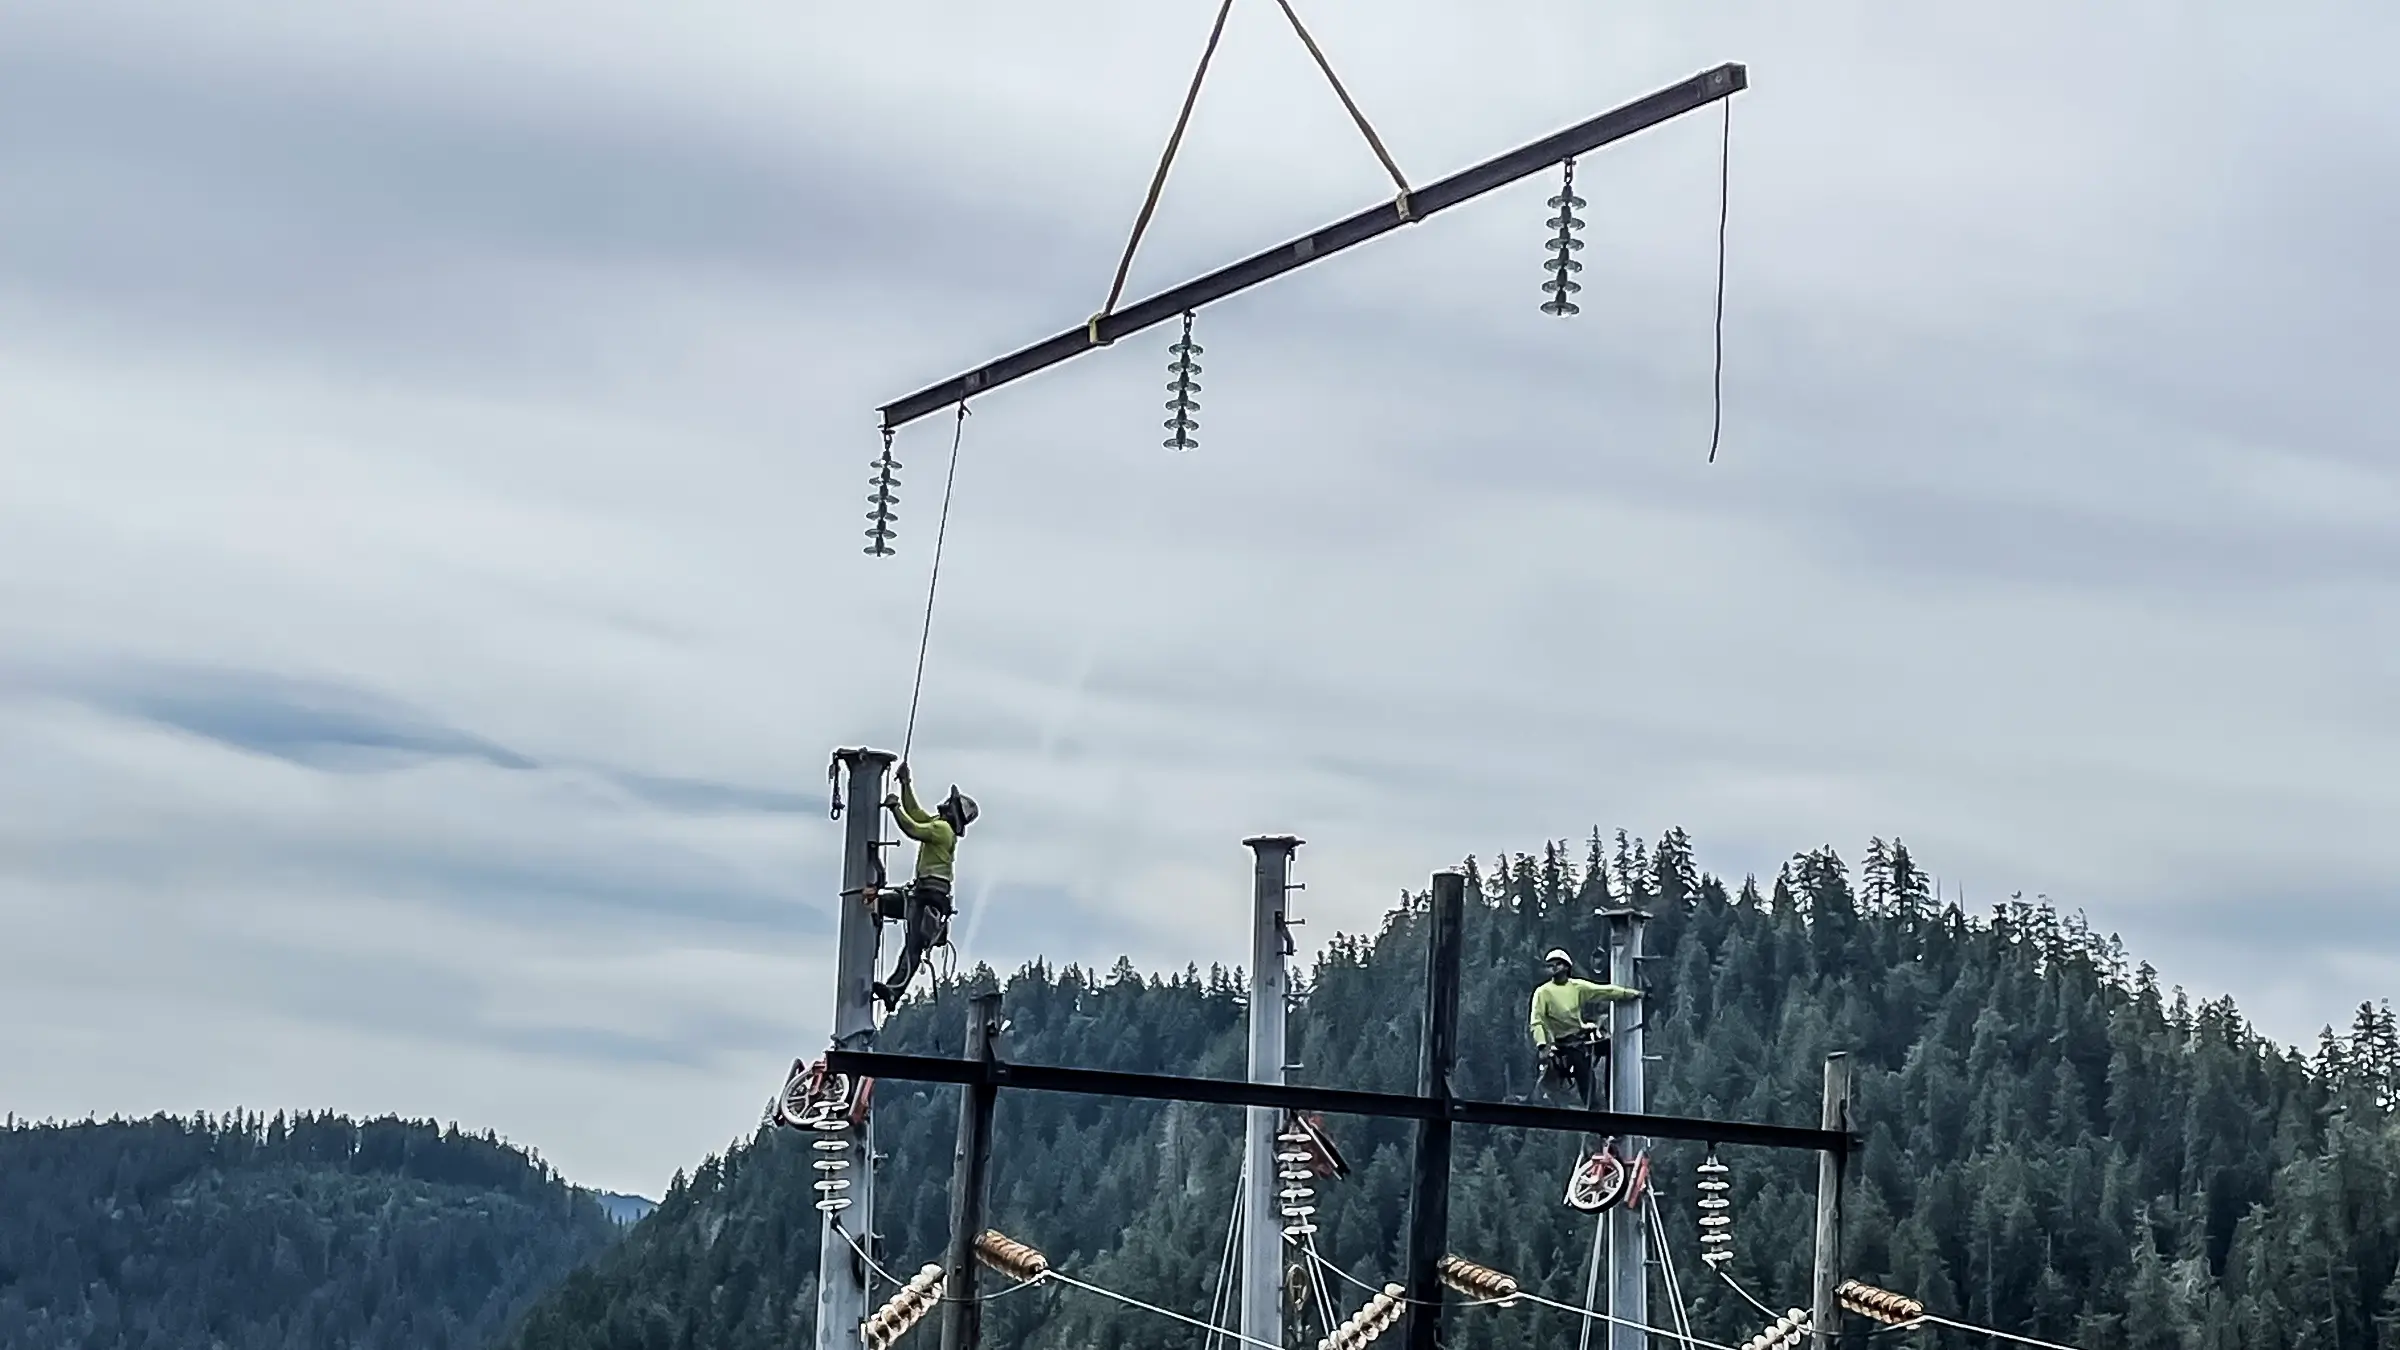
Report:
901,402,969,763
1707,97,1732,464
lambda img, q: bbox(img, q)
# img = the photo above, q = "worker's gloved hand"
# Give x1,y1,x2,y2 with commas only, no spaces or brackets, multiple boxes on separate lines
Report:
883,793,901,811
896,762,912,786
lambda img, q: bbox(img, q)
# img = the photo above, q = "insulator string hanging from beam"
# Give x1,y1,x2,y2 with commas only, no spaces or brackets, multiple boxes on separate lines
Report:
1541,157,1586,316
1164,311,1203,451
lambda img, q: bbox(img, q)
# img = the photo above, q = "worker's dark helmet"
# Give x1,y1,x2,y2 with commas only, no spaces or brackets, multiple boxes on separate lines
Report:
943,787,979,832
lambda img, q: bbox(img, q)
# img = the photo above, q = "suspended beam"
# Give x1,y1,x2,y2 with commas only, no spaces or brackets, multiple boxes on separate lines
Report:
823,1048,1845,1156
875,62,1747,431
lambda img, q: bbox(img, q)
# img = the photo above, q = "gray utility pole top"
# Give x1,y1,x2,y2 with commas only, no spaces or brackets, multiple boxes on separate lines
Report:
1602,908,1651,1350
819,748,895,1350
1241,836,1301,1350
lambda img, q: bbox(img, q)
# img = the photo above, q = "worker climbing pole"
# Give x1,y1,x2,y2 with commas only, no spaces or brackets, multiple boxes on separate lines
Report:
1526,945,1640,1211
871,759,977,1012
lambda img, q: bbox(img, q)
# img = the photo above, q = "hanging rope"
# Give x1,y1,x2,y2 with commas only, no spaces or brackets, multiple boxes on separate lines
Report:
1510,1290,1746,1350
901,403,969,763
1706,98,1732,464
1645,1192,1700,1350
1269,0,1411,200
1046,1270,1285,1350
1202,1170,1243,1350
1099,0,1237,326
1713,1266,1782,1321
1909,1315,2092,1350
1576,1211,1605,1350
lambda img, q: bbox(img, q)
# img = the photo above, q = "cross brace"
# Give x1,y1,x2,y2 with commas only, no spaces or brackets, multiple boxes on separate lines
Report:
824,1048,1849,1157
876,62,1746,431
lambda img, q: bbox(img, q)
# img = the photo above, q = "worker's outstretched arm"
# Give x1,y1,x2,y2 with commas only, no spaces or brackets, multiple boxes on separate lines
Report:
1573,978,1640,1003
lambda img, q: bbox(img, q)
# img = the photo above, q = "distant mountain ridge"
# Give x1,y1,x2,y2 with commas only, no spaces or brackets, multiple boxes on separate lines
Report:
593,1191,657,1226
0,1110,624,1350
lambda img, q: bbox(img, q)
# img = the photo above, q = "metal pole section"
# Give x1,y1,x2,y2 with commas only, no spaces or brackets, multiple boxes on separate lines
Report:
1810,1053,1852,1350
940,991,1003,1350
1603,909,1650,1350
1401,872,1466,1350
1240,836,1301,1350
819,747,894,1350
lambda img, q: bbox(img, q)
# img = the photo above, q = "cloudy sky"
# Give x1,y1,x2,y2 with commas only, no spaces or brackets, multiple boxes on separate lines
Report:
5,1,2395,1196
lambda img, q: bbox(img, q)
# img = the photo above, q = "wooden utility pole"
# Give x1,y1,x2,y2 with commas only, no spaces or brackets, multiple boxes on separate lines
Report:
1401,872,1465,1350
939,991,1003,1350
1811,1053,1852,1350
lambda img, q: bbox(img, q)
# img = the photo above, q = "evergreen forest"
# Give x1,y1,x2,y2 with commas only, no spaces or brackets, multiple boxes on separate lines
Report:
504,830,2400,1350
0,1110,624,1350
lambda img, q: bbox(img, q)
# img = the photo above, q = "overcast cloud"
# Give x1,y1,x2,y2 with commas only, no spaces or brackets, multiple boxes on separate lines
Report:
4,1,2395,1196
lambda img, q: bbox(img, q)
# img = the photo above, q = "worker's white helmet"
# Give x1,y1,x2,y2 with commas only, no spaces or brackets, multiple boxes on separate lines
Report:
1543,948,1573,966
944,787,980,830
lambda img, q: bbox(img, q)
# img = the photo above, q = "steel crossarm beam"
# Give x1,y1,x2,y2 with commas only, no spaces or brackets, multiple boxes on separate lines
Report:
825,1048,1846,1156
875,62,1746,431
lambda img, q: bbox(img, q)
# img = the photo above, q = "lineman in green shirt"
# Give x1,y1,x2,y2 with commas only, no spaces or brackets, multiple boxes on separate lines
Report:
872,761,979,1012
1529,948,1640,1109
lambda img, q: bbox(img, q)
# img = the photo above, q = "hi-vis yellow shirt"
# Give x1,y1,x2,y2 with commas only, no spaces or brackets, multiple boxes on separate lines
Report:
893,780,958,882
1529,978,1638,1046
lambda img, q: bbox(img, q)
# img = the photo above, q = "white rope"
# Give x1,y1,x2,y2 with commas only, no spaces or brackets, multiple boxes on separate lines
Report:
1714,1264,1783,1320
1300,1230,1340,1335
1577,1210,1606,1350
1306,1247,1385,1296
1046,1270,1286,1350
1513,1290,1748,1350
1203,1183,1243,1350
1651,1191,1708,1335
1914,1314,2092,1350
830,1220,1042,1305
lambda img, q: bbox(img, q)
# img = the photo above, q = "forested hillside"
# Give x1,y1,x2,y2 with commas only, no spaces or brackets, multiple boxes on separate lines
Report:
506,831,2400,1350
0,1111,623,1350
